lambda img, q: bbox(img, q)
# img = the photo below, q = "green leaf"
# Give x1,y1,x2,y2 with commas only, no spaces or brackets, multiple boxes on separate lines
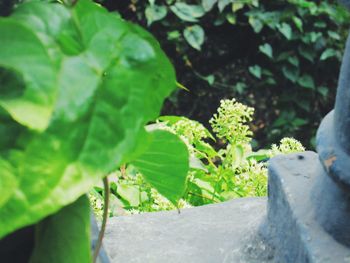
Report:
293,17,303,32
298,74,315,89
249,65,262,79
0,0,176,238
218,0,232,12
29,195,91,263
287,56,299,67
0,20,57,131
232,2,244,12
0,158,17,208
327,31,340,40
0,107,24,152
292,118,308,127
132,130,189,205
184,25,205,51
195,140,218,158
189,155,208,172
277,23,292,40
170,3,205,22
317,86,329,97
320,48,337,60
282,65,299,83
248,16,263,33
230,145,244,168
206,75,215,85
298,45,316,62
247,150,270,162
117,184,143,207
259,43,273,58
167,30,181,40
226,13,237,24
202,0,217,11
145,4,167,26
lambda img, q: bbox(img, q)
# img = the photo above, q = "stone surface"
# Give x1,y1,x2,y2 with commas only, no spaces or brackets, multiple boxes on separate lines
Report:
104,198,272,263
267,151,350,262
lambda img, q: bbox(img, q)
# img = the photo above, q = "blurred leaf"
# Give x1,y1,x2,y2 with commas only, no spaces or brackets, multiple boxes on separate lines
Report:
249,16,263,33
298,45,316,62
298,74,315,89
231,145,244,168
247,150,270,162
226,13,237,24
232,2,244,12
293,16,303,32
282,66,299,83
277,23,292,40
170,3,205,22
320,48,337,60
327,31,340,40
202,0,217,11
235,82,247,94
117,184,142,207
249,65,262,79
317,86,329,97
145,4,167,26
287,56,299,67
292,118,308,127
167,30,181,40
259,43,273,58
0,158,17,208
184,25,205,50
195,140,218,158
29,196,91,263
0,0,176,239
190,155,208,172
218,0,231,12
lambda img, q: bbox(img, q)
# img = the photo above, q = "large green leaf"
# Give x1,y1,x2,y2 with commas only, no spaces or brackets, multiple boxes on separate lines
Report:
132,130,189,205
0,0,175,238
29,195,91,263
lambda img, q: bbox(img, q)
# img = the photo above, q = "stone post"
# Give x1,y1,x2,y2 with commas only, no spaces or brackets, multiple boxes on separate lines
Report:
313,0,350,248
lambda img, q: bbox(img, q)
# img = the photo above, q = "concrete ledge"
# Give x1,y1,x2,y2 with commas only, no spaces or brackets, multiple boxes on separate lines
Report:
104,197,270,263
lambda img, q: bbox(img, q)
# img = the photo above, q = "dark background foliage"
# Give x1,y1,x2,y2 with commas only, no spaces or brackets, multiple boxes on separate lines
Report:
2,0,350,149
101,0,350,149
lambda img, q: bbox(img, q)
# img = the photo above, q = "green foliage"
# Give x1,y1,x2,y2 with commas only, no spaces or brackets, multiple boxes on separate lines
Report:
29,196,92,263
91,99,305,215
132,130,189,205
109,0,350,149
0,0,189,261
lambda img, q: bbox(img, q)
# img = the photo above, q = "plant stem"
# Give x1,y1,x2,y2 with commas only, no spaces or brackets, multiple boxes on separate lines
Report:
93,176,109,263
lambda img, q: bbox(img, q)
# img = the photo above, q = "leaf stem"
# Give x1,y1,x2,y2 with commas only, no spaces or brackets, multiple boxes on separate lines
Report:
93,176,109,263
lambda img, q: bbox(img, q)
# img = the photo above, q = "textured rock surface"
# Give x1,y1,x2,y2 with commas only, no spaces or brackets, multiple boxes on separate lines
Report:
267,152,350,262
104,198,272,263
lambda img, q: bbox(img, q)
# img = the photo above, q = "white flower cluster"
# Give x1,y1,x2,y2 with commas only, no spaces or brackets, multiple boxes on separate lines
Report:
270,137,305,156
209,99,254,144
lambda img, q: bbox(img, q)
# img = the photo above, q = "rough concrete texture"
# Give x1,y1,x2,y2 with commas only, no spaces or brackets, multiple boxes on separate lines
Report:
267,152,350,263
104,198,273,263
